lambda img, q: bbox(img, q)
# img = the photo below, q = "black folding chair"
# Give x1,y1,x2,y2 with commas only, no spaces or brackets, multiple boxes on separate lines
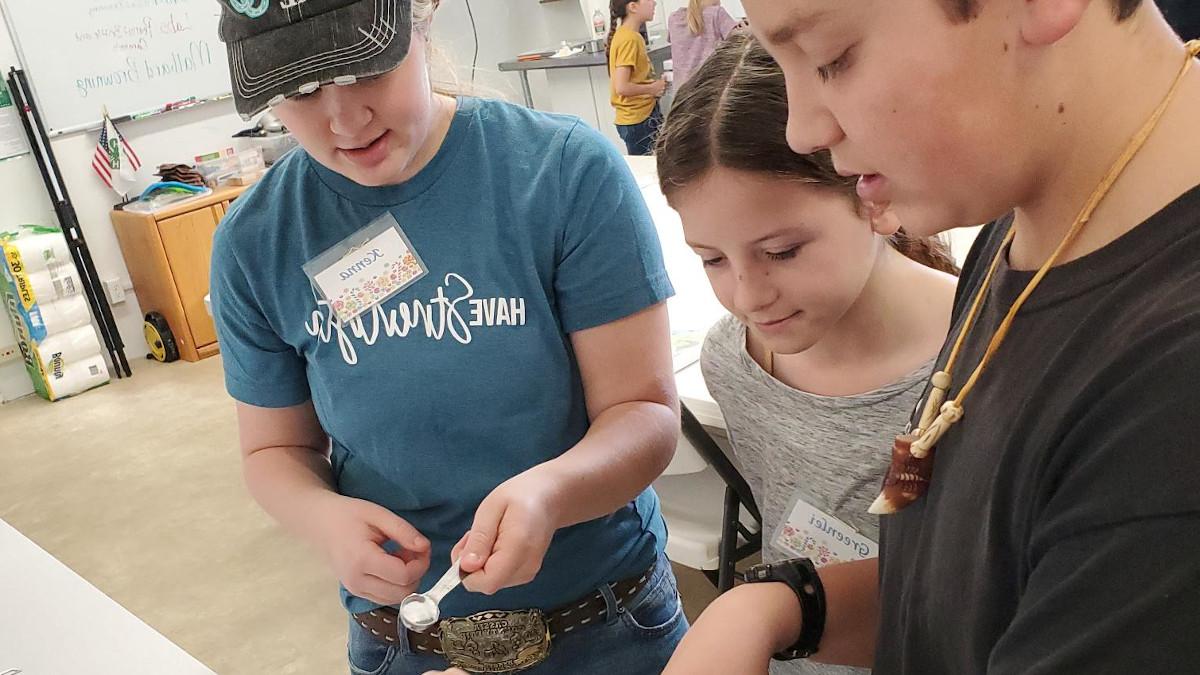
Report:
679,403,763,592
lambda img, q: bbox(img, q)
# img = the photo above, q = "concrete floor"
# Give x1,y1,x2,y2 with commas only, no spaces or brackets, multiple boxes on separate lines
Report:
0,356,720,674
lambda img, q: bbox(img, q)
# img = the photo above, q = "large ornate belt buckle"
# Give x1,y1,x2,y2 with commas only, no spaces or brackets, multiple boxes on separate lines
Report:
440,609,551,673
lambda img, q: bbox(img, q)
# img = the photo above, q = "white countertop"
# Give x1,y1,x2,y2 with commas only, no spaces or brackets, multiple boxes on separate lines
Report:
0,518,216,675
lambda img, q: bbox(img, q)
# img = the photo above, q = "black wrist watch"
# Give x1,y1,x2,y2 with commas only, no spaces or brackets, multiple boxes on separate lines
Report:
740,558,827,660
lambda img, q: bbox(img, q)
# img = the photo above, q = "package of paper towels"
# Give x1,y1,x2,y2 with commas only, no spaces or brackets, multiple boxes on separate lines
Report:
35,324,103,368
2,227,85,342
3,229,83,331
8,230,71,270
41,352,109,400
1,225,109,401
25,267,83,304
34,294,91,335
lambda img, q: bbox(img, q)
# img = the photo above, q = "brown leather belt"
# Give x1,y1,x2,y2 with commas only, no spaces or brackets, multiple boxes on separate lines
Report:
354,563,656,656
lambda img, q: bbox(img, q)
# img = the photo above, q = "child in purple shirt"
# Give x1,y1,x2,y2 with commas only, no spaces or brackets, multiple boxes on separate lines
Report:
667,0,742,87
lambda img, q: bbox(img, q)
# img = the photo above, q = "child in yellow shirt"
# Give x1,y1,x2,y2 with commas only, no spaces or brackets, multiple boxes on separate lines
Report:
606,0,667,155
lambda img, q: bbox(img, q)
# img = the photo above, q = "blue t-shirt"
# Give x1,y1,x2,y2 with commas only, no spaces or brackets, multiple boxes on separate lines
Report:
210,97,673,616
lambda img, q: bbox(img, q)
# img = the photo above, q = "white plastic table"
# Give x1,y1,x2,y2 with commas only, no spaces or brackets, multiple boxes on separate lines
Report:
0,518,216,675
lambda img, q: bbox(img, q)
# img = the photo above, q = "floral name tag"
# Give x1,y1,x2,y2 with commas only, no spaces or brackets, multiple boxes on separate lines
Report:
303,212,428,324
774,493,878,567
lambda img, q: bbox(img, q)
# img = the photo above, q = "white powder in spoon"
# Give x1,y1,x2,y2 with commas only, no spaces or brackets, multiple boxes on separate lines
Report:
401,597,439,628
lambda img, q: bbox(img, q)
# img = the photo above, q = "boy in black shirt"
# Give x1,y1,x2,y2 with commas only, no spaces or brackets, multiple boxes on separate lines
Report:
665,1,1200,673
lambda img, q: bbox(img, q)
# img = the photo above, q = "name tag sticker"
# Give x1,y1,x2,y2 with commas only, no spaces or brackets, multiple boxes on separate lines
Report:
774,492,878,567
303,212,428,324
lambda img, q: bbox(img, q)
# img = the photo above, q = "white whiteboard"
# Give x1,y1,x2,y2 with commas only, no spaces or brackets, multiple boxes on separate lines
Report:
0,0,232,135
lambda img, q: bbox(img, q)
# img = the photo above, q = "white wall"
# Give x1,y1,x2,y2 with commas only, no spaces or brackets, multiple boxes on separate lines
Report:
0,1,592,402
431,0,612,106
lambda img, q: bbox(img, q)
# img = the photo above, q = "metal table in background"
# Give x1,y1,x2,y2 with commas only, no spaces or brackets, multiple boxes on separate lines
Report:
498,42,672,108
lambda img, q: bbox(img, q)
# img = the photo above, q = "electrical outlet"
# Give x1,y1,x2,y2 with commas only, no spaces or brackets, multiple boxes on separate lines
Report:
0,344,19,364
104,277,126,305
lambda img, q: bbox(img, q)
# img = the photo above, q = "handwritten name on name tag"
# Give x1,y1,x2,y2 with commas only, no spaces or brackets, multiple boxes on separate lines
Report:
775,494,878,567
303,212,428,324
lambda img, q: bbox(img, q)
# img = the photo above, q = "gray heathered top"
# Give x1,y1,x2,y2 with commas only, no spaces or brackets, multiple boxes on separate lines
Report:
701,315,932,675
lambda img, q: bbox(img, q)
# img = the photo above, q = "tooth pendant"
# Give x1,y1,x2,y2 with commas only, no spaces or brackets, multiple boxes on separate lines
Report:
868,399,963,514
869,434,934,515
868,369,960,511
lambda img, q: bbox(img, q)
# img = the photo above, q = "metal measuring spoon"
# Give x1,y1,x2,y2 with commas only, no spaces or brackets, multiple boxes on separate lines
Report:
399,560,464,632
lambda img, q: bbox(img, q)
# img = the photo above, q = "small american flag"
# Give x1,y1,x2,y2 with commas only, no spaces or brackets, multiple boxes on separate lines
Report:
91,113,141,195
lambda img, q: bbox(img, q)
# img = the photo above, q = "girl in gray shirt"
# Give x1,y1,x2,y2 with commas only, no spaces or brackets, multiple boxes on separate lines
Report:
656,33,959,675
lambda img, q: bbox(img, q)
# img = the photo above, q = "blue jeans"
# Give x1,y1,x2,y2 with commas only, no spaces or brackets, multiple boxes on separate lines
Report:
616,105,663,156
347,551,687,675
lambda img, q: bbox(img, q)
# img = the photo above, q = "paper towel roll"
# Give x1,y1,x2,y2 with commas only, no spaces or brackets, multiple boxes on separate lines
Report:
35,325,103,371
11,233,71,275
25,266,83,304
36,295,91,335
46,353,109,400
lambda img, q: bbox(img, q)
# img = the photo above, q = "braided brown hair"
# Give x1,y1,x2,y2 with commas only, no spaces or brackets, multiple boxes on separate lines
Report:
656,32,959,275
605,0,630,61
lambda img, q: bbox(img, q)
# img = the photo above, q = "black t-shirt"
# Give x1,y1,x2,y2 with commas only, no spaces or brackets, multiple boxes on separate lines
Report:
876,185,1200,674
1159,0,1200,41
